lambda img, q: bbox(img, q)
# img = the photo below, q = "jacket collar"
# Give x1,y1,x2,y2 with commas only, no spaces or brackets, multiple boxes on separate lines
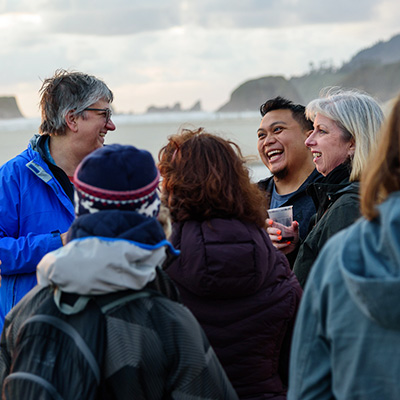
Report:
307,163,353,211
258,168,321,208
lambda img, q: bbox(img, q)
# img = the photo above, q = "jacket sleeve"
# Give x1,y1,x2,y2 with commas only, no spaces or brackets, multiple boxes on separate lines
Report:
0,234,63,275
288,255,333,400
0,167,63,275
293,193,360,287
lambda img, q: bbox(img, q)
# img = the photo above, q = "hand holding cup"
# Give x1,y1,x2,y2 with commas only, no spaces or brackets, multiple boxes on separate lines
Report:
266,206,299,253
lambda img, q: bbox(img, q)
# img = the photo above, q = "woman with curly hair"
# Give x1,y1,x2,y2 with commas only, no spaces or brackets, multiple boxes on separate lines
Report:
159,128,302,400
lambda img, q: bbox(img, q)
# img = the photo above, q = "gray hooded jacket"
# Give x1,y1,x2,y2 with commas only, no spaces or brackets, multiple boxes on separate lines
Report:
288,191,400,400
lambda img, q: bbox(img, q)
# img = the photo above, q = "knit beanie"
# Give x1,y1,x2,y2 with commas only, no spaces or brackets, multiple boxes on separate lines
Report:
73,144,160,218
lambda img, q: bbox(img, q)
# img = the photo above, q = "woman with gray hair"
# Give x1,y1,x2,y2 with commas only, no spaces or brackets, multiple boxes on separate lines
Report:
267,88,384,287
0,69,116,331
288,93,400,400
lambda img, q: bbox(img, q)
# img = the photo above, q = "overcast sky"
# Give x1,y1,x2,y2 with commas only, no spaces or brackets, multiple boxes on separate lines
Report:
0,0,399,117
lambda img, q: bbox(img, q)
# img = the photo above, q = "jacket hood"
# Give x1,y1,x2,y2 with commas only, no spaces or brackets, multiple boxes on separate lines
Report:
29,134,40,150
67,209,167,244
338,192,400,330
166,218,290,299
37,211,179,295
29,134,54,163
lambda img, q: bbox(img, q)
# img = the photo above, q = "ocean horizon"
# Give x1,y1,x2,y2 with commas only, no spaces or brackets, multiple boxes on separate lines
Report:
0,111,271,182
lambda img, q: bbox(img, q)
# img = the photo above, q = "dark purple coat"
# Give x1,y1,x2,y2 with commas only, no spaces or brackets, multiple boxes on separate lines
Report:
165,218,302,400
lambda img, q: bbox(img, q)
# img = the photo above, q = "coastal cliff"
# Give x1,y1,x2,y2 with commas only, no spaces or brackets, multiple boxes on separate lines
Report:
0,96,23,119
218,32,400,112
217,76,303,113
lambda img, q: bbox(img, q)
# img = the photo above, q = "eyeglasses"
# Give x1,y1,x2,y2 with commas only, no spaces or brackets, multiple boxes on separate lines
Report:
84,107,112,124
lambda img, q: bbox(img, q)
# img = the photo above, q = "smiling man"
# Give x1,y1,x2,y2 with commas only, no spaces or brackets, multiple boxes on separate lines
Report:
0,69,115,331
257,97,321,244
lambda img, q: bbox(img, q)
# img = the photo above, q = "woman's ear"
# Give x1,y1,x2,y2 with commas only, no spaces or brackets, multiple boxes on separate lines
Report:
65,110,78,132
348,138,356,157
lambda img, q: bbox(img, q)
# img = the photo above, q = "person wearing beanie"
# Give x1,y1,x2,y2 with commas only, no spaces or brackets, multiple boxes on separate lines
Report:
73,144,161,218
0,144,238,400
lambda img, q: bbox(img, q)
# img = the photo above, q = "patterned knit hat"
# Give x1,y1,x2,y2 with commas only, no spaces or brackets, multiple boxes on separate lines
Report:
73,144,160,218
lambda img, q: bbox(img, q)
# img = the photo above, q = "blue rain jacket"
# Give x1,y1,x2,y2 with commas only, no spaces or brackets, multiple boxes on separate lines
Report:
0,136,74,331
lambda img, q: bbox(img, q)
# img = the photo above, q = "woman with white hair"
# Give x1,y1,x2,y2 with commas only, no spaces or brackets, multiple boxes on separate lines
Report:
288,92,400,400
267,88,384,288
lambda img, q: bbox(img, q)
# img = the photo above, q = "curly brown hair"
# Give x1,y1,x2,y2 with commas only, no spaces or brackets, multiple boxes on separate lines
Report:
158,127,268,227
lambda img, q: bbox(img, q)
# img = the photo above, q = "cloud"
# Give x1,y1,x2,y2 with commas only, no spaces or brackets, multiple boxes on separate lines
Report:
180,0,381,29
0,0,399,117
0,0,183,35
0,0,385,36
43,6,181,35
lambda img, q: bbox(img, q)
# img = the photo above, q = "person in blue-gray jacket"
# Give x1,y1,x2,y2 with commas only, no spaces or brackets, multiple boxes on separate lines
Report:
0,69,115,331
288,93,400,400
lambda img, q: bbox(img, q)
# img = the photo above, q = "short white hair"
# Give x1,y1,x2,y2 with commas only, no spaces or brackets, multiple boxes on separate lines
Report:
306,87,384,181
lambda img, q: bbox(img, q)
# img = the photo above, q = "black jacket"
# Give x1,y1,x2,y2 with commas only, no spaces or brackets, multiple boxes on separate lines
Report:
293,163,361,288
166,218,302,399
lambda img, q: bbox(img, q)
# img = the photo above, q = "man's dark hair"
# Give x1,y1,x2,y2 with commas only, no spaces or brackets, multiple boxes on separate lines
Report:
260,96,313,131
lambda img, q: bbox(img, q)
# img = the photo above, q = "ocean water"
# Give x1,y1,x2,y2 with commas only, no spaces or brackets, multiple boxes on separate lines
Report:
0,111,271,182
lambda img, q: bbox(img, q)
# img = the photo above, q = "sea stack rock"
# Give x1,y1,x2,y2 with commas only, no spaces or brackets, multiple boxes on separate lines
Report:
0,96,24,119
